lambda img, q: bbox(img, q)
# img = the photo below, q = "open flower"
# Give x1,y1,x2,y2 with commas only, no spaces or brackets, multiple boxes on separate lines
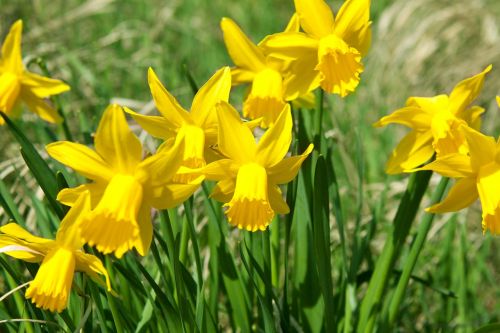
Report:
0,20,70,125
374,65,491,174
200,102,313,231
126,67,231,183
46,104,199,258
221,15,311,127
0,194,111,312
260,0,371,98
417,127,500,234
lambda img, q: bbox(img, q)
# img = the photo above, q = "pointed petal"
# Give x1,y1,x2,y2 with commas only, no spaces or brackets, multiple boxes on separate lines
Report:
46,141,114,182
463,127,496,172
0,223,51,245
385,131,434,174
75,252,112,291
477,162,500,214
191,67,231,129
497,96,500,108
268,185,290,214
333,0,372,55
210,178,235,202
449,65,492,114
0,241,44,262
20,72,70,97
1,20,23,73
148,182,201,209
261,32,319,60
57,183,105,208
268,144,314,184
148,67,191,127
94,104,143,172
201,159,240,181
124,106,175,140
231,67,255,85
457,105,484,131
284,13,300,33
426,177,478,213
56,193,91,249
133,204,152,256
256,105,292,167
373,106,432,130
414,153,474,178
294,0,334,39
216,101,256,163
0,72,21,114
220,18,266,72
20,88,62,123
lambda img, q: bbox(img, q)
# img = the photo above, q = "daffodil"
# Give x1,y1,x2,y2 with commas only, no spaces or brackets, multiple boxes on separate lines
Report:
0,20,70,125
200,102,313,231
417,127,500,234
260,0,371,98
221,15,312,127
374,65,491,174
46,104,199,258
126,67,231,182
0,194,111,312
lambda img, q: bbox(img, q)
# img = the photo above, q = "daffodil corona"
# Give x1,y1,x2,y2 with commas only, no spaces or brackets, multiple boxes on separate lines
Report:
47,104,200,258
0,194,111,312
0,20,70,124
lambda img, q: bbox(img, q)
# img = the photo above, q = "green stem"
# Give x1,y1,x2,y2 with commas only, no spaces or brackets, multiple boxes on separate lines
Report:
314,89,325,152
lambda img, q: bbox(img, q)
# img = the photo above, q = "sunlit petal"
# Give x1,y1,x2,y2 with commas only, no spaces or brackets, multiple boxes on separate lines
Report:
426,177,477,213
294,0,334,39
256,105,292,167
268,144,314,184
333,0,372,55
449,65,492,114
386,131,434,174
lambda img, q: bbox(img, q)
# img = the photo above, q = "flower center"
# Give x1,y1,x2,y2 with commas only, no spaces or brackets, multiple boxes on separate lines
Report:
243,68,286,128
431,110,468,155
316,34,363,97
224,163,274,231
81,174,143,258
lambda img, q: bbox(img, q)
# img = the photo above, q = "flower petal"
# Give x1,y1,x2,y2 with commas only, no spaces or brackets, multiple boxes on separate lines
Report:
46,141,114,182
256,105,292,167
148,182,202,209
57,183,105,208
268,185,290,214
373,106,432,130
449,65,492,114
20,71,70,97
201,159,240,181
20,88,62,123
333,0,372,56
75,251,112,291
220,18,266,72
210,178,235,203
463,127,496,172
56,193,91,249
231,67,255,85
123,106,176,140
414,153,473,178
0,72,21,114
385,131,434,174
268,143,314,184
426,177,478,213
294,0,334,39
1,20,23,74
133,203,152,256
477,162,500,214
284,13,300,33
94,104,143,173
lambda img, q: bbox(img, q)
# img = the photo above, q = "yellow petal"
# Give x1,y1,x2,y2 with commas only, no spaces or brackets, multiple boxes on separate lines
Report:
268,185,290,214
133,204,152,256
0,239,45,262
333,0,372,56
284,13,300,33
210,178,235,203
56,193,91,249
148,67,191,127
216,101,256,163
201,159,240,181
191,66,231,129
456,105,484,131
81,174,143,258
57,183,105,208
294,0,334,39
0,72,21,114
449,65,492,114
463,127,496,172
477,162,500,214
75,251,112,291
19,88,62,123
124,106,176,140
430,115,468,156
1,20,23,74
268,144,314,184
373,106,432,130
482,205,500,235
406,95,448,111
426,177,477,213
497,96,500,108
291,92,316,109
220,18,266,72
94,104,143,173
231,67,255,85
148,182,202,210
385,131,434,174
413,153,473,178
20,71,70,97
316,34,363,97
261,32,319,61
0,224,51,246
283,52,321,100
47,141,114,182
256,105,292,167
225,163,274,231
25,247,75,313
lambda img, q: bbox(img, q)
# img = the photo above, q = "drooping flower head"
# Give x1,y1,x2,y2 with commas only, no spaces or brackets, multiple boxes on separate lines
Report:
417,127,500,235
261,0,371,98
0,20,70,124
199,102,313,231
0,194,111,312
46,104,200,258
374,65,491,174
126,67,231,182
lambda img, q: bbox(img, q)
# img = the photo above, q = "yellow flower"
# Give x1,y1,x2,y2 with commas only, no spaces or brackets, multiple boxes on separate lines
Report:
0,20,70,125
46,104,199,258
0,194,111,312
126,67,231,182
374,65,491,174
417,127,500,234
201,102,313,231
260,0,371,98
221,15,311,127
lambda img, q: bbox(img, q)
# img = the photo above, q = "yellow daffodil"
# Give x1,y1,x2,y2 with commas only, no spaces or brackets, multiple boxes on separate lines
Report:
221,15,312,127
374,65,491,174
200,102,313,231
0,20,69,125
260,0,371,98
0,194,111,312
126,67,231,182
417,127,500,234
46,104,199,258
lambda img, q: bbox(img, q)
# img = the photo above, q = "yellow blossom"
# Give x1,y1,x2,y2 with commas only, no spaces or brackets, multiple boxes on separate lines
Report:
0,20,70,125
46,104,200,258
374,65,491,174
0,194,111,312
199,102,313,231
417,127,500,234
260,0,371,98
